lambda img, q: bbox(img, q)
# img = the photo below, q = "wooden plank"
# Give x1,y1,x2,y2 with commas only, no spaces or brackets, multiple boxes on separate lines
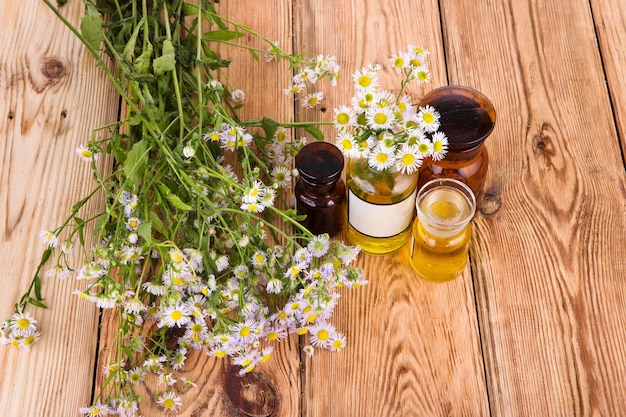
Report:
296,1,489,416
0,1,119,416
441,0,626,415
90,2,303,416
591,0,626,152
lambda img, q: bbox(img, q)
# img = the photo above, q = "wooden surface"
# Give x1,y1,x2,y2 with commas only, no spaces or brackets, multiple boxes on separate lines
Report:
1,0,626,416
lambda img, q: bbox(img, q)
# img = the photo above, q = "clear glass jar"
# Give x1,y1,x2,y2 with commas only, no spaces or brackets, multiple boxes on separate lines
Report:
346,158,418,255
410,178,476,282
417,85,496,203
294,141,345,237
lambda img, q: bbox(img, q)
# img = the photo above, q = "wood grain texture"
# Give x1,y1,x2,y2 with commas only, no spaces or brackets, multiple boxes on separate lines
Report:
0,0,119,416
441,0,626,415
296,1,489,416
591,0,626,155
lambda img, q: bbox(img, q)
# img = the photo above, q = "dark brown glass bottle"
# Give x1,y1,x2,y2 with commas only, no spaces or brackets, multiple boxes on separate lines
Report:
294,141,345,237
417,85,496,203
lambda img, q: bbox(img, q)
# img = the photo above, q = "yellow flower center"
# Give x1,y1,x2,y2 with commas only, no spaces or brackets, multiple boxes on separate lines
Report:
332,339,344,349
393,57,404,68
433,141,443,152
402,153,415,166
317,329,329,341
336,113,350,125
373,112,387,125
81,149,93,158
358,75,371,88
239,326,251,337
375,153,388,164
422,112,434,124
17,318,31,330
163,399,175,409
341,138,353,150
170,310,183,321
267,331,279,341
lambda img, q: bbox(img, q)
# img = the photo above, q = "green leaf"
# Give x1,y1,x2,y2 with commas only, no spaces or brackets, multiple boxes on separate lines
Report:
137,221,153,246
261,117,278,140
28,297,48,309
202,30,244,42
34,276,43,301
122,17,144,63
148,210,167,236
80,3,103,51
156,182,192,212
133,42,153,74
123,139,149,189
304,125,325,141
74,216,85,247
153,39,176,76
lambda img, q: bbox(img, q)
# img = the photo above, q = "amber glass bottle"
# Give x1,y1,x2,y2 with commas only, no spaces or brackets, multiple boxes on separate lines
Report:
294,141,345,237
417,85,496,203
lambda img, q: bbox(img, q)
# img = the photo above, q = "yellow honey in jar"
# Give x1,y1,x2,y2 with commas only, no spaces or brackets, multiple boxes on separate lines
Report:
410,179,476,282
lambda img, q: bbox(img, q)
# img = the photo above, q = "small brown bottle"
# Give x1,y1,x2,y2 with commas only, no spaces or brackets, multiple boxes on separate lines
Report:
294,141,345,237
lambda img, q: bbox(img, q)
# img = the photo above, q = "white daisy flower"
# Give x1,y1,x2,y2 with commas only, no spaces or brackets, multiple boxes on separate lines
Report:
39,230,58,248
417,105,440,132
333,105,356,130
301,91,324,108
366,106,396,131
367,146,395,171
75,145,98,162
352,66,379,91
395,144,423,175
430,131,449,161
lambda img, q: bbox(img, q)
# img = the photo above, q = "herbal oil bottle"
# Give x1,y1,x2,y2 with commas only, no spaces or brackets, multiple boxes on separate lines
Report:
346,158,419,255
410,178,476,282
417,85,496,203
294,141,345,237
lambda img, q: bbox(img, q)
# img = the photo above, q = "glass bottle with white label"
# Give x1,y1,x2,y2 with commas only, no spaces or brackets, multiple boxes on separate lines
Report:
346,158,419,255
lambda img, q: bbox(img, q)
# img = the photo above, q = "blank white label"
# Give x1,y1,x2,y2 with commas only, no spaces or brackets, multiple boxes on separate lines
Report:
348,187,417,238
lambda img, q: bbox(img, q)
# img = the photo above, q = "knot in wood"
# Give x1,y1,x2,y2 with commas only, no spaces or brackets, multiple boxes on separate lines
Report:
479,189,501,215
224,367,276,417
42,56,67,79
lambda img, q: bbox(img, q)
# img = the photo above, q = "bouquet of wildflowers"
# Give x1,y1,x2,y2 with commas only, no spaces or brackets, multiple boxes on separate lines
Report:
333,45,448,174
1,1,365,414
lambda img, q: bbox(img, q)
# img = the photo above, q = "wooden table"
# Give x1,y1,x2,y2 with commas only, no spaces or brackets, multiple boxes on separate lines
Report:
2,0,626,416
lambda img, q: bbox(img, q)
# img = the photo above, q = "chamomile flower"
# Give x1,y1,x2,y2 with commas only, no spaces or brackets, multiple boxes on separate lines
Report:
328,333,347,351
394,144,423,175
251,250,268,268
39,230,58,248
79,402,113,417
259,186,276,207
302,345,315,357
389,52,409,72
125,217,140,231
417,105,440,132
240,202,264,213
365,106,396,131
126,367,146,385
266,278,283,294
9,312,37,336
336,132,358,158
308,234,330,257
309,321,336,348
352,66,379,91
75,145,98,162
270,165,291,188
301,91,324,108
415,68,432,84
333,105,356,130
157,391,183,413
367,146,396,171
430,131,449,161
61,239,76,254
416,137,433,158
158,303,191,328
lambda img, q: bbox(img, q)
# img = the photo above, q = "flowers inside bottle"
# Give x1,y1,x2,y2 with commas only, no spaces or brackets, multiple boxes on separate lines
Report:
333,45,448,255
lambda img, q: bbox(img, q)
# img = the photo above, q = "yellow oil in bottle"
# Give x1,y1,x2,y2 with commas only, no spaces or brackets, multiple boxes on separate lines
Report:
410,186,473,282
